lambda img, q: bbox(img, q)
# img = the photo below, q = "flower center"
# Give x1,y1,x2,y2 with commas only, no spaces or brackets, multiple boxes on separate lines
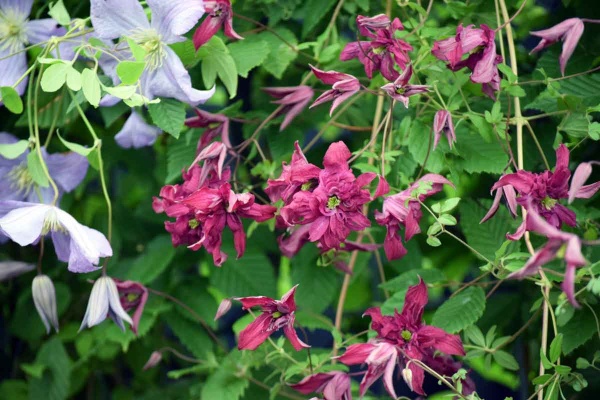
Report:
41,209,66,235
541,196,558,210
188,218,200,229
401,329,412,341
395,86,406,94
272,311,282,319
327,195,341,210
301,182,313,191
0,10,28,52
372,46,386,55
130,28,166,71
8,164,35,195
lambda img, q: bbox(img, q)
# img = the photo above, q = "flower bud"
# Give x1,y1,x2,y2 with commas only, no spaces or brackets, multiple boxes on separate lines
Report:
214,298,232,321
32,274,59,334
80,276,133,332
142,351,163,371
402,367,414,392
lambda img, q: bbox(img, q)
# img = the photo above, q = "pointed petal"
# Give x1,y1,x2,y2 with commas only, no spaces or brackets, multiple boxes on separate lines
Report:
0,49,28,97
25,19,62,44
192,16,222,49
338,343,375,365
235,296,275,310
559,19,584,75
115,112,161,148
44,151,89,192
237,313,273,350
148,0,205,43
283,315,310,351
400,278,428,324
0,203,47,246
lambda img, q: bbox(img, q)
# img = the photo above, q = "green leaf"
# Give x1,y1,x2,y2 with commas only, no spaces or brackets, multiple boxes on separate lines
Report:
57,133,95,156
258,28,298,79
549,334,563,363
81,68,101,107
0,86,23,114
0,140,28,159
65,67,81,91
162,313,212,359
198,36,238,98
464,325,486,347
228,39,270,78
438,214,457,226
48,0,71,25
380,269,446,315
201,358,249,400
116,61,146,85
122,235,175,284
559,307,598,354
427,236,442,247
291,255,340,313
432,286,486,334
40,63,70,92
540,348,553,370
493,350,519,371
455,128,509,174
431,198,461,214
28,337,72,400
27,151,49,187
21,363,46,378
148,99,185,138
558,113,590,138
301,0,336,38
126,38,146,61
467,112,494,142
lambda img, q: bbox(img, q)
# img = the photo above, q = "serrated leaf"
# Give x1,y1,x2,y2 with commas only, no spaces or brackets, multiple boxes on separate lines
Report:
166,129,198,183
258,28,298,79
559,307,598,354
198,36,237,98
148,99,186,138
455,129,509,174
228,39,270,78
162,313,212,358
121,235,175,284
201,360,249,400
28,337,72,400
432,286,486,334
0,86,23,114
0,140,28,159
301,0,336,38
291,260,339,314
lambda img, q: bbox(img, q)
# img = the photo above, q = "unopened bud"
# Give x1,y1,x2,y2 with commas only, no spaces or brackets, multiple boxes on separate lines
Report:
142,351,163,370
80,276,133,332
214,298,232,321
32,275,59,334
402,367,414,392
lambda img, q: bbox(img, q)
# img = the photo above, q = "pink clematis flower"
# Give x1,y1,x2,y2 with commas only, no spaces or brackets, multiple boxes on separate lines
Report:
375,174,454,261
280,142,375,251
309,65,361,116
290,371,352,400
340,16,412,81
433,110,456,149
338,279,465,397
510,205,586,307
192,0,243,49
530,18,584,76
380,65,429,108
483,145,600,240
115,279,148,335
185,108,232,150
263,86,315,131
568,161,600,203
236,285,309,351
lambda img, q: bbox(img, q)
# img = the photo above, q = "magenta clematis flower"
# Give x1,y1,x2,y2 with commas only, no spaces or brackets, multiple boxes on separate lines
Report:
192,0,242,49
380,65,429,108
483,145,600,240
568,161,600,203
338,279,465,397
309,65,361,116
290,371,352,400
530,18,584,76
115,279,148,335
433,110,456,149
185,108,232,150
510,205,586,307
262,86,314,131
340,16,412,81
280,142,375,251
236,285,309,351
432,24,502,99
375,174,454,261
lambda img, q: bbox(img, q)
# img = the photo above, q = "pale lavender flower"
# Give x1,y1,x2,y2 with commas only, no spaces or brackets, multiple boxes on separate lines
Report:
530,18,584,76
0,261,34,280
0,201,112,273
0,0,62,100
32,274,59,333
80,276,133,331
114,111,161,148
90,0,215,105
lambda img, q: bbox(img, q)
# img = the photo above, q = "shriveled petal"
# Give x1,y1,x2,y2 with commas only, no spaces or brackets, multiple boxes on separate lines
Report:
237,312,273,350
148,0,205,44
90,0,149,39
115,112,161,148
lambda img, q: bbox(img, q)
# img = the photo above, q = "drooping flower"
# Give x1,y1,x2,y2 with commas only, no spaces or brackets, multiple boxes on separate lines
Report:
32,274,59,334
340,16,412,81
338,279,465,397
90,0,214,105
530,18,584,75
380,65,429,108
290,371,352,400
309,65,361,116
114,111,161,149
0,133,89,203
236,285,309,351
568,161,600,203
483,145,600,240
262,86,314,131
375,174,453,261
432,24,502,99
115,279,148,334
0,201,112,273
80,276,133,331
510,205,586,307
142,351,163,370
280,142,375,251
192,0,242,49
433,110,456,149
0,0,62,99
0,261,34,281
214,298,233,321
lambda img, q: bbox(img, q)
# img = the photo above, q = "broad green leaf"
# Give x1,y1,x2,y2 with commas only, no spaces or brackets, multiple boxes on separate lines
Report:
81,68,101,107
166,129,198,183
493,350,519,371
258,28,298,79
558,113,590,138
48,0,71,25
301,0,336,38
28,338,72,400
0,380,27,400
454,128,509,174
228,39,270,78
0,86,23,114
549,334,563,363
57,133,95,156
148,98,185,138
162,313,212,358
198,36,237,98
0,140,28,159
116,61,145,85
40,63,70,92
201,358,249,400
291,256,340,313
122,235,175,284
467,112,494,142
26,151,49,187
559,307,598,353
432,286,486,334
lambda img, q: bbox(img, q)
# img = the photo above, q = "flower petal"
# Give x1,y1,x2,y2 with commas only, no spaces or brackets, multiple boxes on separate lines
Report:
0,203,47,245
115,112,161,148
90,0,149,39
44,150,89,192
25,19,63,44
148,0,205,44
237,313,273,350
0,48,28,97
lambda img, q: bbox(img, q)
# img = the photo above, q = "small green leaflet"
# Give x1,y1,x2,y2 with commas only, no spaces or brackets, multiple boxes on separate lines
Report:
48,0,71,25
148,99,186,138
0,140,28,159
0,86,24,114
116,61,145,85
40,62,70,92
26,151,49,187
57,132,96,156
81,68,101,107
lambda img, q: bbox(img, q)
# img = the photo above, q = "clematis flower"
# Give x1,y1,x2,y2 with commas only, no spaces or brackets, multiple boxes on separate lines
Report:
339,279,465,397
80,276,133,331
309,65,361,116
530,18,584,75
142,351,163,370
114,111,161,149
90,0,215,105
290,371,352,400
433,110,456,149
483,145,600,240
185,108,232,149
280,142,375,251
0,133,89,203
192,0,242,49
510,205,586,307
115,279,148,334
568,161,600,203
0,201,112,273
340,16,412,81
263,86,314,131
0,0,62,100
380,65,429,108
236,285,309,351
32,274,59,334
375,174,453,261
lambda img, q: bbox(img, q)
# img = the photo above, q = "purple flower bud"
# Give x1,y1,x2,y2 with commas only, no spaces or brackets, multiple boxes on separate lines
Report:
32,274,59,334
433,110,456,149
142,351,163,371
214,298,232,321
